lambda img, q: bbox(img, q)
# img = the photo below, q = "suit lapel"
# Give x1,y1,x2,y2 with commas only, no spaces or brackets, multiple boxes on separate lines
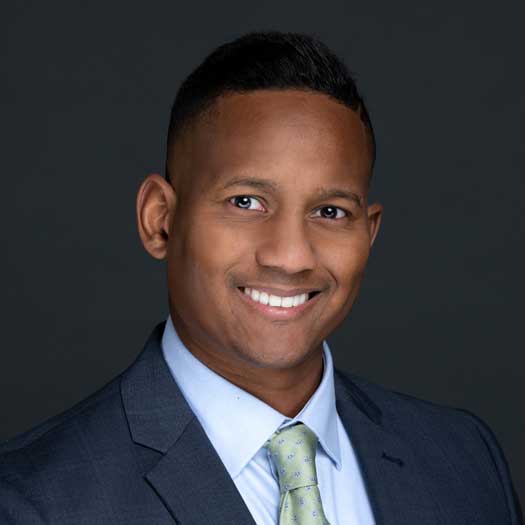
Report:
121,322,255,525
145,417,256,525
122,322,444,524
334,370,441,525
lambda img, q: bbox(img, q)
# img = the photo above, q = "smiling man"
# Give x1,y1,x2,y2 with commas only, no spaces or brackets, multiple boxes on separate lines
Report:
0,32,522,524
138,86,380,421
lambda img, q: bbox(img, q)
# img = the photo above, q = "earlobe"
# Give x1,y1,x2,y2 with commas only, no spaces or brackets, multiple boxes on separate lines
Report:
136,174,176,260
367,202,383,247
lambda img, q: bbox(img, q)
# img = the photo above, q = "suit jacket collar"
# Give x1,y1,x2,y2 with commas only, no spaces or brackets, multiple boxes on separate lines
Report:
121,321,437,524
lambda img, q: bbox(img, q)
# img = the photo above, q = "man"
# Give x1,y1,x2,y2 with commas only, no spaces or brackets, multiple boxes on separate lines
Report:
0,31,521,524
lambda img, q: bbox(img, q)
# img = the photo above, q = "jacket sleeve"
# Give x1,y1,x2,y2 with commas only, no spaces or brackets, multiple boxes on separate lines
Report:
460,409,523,525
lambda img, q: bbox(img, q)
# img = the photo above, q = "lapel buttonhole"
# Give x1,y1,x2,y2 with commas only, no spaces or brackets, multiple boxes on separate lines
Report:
381,451,404,467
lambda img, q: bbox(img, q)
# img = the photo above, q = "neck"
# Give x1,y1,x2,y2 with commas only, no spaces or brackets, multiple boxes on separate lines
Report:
215,354,324,417
169,314,324,418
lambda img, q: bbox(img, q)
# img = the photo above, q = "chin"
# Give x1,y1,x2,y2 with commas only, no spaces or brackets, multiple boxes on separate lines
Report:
234,341,317,370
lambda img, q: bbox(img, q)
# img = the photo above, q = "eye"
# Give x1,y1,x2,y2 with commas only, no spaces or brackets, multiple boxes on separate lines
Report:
228,195,265,211
313,206,349,220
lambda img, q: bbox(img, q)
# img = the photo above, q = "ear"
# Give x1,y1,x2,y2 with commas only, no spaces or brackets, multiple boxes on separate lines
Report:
366,202,383,247
136,174,176,260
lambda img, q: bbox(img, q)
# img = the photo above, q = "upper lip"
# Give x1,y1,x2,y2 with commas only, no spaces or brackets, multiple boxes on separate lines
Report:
238,285,321,297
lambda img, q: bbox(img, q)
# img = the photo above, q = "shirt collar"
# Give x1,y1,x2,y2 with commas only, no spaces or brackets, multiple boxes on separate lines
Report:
161,315,342,479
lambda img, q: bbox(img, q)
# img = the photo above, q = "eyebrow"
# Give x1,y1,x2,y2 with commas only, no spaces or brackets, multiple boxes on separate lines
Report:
219,176,363,208
220,176,278,192
315,187,363,208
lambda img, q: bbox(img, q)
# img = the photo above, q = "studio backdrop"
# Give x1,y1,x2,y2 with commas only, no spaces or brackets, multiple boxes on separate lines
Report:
2,0,524,502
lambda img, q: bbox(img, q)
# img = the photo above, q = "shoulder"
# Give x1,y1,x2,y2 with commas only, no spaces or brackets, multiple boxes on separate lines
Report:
0,375,122,457
0,374,128,522
334,368,523,522
336,367,504,445
0,322,171,523
335,367,504,457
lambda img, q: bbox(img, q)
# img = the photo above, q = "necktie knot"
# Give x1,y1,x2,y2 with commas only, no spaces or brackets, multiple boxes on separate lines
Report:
265,423,319,493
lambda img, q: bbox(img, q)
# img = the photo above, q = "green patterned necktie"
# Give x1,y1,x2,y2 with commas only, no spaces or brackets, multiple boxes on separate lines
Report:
265,423,331,525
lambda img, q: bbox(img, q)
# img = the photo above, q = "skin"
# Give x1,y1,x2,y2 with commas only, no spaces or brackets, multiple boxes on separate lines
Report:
136,90,383,417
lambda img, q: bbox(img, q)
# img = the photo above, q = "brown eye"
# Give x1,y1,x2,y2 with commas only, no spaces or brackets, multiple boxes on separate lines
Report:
229,195,264,211
315,206,348,220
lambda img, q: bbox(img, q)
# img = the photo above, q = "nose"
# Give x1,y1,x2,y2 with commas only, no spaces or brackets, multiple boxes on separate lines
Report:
254,215,317,274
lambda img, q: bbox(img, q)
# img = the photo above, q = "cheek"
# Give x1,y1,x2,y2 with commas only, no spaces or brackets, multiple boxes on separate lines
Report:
324,234,370,289
328,237,370,317
182,220,248,286
167,220,243,326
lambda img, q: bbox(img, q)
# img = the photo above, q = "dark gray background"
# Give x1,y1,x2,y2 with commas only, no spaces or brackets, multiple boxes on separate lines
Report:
2,0,524,503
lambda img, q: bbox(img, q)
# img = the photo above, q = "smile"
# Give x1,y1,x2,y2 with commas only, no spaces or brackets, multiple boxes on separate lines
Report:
237,287,321,320
243,287,313,307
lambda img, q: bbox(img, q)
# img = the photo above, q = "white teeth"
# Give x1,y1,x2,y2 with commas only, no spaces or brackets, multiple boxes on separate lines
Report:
243,288,309,308
282,296,294,308
269,295,281,307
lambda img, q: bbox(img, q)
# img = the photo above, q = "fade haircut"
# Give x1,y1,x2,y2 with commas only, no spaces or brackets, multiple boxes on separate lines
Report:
165,31,376,184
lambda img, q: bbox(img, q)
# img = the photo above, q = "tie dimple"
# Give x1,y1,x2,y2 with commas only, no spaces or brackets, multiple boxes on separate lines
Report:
265,423,330,525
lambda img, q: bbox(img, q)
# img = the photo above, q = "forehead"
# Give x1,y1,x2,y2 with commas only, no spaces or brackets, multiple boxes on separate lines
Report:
173,89,371,193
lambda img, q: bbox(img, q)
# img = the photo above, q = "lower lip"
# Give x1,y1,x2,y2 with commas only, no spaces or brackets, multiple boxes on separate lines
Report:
236,287,321,320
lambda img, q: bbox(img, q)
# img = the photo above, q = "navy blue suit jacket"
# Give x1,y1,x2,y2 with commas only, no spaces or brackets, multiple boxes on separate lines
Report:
0,321,522,524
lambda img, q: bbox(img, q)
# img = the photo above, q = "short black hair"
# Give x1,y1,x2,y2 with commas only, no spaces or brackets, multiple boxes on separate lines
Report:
166,31,375,181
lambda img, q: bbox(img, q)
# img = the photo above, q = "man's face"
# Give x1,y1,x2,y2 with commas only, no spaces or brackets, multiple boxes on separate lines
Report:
165,90,382,371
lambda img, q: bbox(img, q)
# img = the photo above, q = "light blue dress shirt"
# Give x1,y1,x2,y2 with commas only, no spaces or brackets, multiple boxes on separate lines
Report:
161,315,375,525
